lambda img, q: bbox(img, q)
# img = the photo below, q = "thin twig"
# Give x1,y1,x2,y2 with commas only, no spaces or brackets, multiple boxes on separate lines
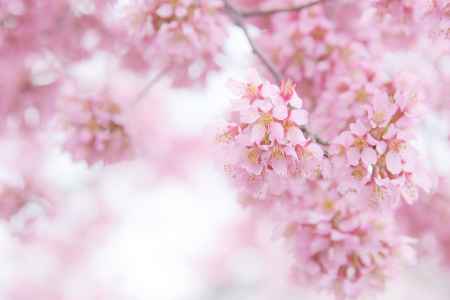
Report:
222,0,282,85
241,0,327,18
133,67,169,104
222,0,330,148
300,126,329,146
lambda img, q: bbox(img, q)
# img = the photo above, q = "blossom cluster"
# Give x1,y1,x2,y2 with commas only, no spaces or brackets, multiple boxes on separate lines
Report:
255,2,343,99
60,86,133,166
218,72,324,202
115,0,228,85
278,186,416,300
0,0,115,130
2,0,450,300
218,67,432,298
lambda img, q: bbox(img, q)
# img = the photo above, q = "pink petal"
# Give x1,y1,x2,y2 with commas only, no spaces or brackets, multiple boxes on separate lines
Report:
272,104,288,120
290,109,308,125
289,94,303,108
226,79,245,96
411,171,432,193
260,82,279,98
307,143,324,159
284,145,297,158
310,238,330,254
401,179,418,204
244,161,263,175
254,99,272,112
251,123,265,144
271,158,287,176
333,131,353,147
287,127,306,145
361,147,377,165
386,151,402,175
240,107,259,123
349,120,367,136
338,218,359,232
270,122,285,142
376,141,387,154
346,147,360,166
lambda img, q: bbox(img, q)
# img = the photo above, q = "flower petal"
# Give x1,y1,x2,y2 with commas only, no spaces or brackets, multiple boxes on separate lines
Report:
251,123,265,144
307,143,324,159
290,109,308,125
361,147,377,165
240,107,259,123
271,158,287,176
287,127,306,145
376,141,387,154
401,179,418,204
260,82,279,98
254,99,272,112
349,120,367,136
272,104,288,120
386,151,402,175
289,94,303,108
346,147,360,166
270,122,285,142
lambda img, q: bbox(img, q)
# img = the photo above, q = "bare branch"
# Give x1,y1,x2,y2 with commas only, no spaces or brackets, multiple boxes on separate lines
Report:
133,67,169,104
222,0,282,85
241,0,327,18
221,0,330,148
300,126,329,146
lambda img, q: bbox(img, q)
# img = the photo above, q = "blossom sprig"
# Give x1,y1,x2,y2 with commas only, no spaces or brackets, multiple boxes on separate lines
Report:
61,92,132,166
276,186,416,300
330,73,432,208
218,71,327,201
115,0,228,86
217,69,433,299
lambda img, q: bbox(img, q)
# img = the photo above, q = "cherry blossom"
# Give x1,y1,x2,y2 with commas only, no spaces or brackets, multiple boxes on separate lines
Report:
59,82,134,166
114,0,228,86
218,72,325,201
2,1,450,299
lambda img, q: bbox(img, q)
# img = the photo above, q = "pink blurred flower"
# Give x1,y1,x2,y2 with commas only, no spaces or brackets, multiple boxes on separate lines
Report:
114,0,228,86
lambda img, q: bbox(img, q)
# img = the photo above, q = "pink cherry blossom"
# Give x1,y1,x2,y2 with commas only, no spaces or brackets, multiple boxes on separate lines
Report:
114,0,228,86
276,187,416,300
61,95,132,166
218,73,325,201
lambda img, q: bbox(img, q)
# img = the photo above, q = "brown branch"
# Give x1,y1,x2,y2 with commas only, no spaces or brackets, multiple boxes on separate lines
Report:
222,0,330,148
222,0,282,85
133,67,169,104
300,126,329,146
241,0,328,18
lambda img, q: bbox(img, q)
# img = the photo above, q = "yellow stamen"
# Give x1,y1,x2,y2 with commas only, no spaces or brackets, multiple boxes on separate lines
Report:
247,148,260,164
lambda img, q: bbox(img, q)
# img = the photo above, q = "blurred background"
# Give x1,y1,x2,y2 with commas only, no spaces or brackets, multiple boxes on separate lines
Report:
2,1,450,299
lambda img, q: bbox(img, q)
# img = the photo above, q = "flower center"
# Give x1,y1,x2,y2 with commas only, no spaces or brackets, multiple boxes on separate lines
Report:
352,137,367,151
355,88,369,103
259,113,273,125
272,147,284,159
373,111,386,126
352,165,367,180
247,148,260,164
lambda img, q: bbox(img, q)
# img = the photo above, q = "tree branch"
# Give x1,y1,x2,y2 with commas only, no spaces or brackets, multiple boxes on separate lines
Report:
300,126,329,146
241,0,328,18
221,0,330,148
222,0,282,85
133,67,169,104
